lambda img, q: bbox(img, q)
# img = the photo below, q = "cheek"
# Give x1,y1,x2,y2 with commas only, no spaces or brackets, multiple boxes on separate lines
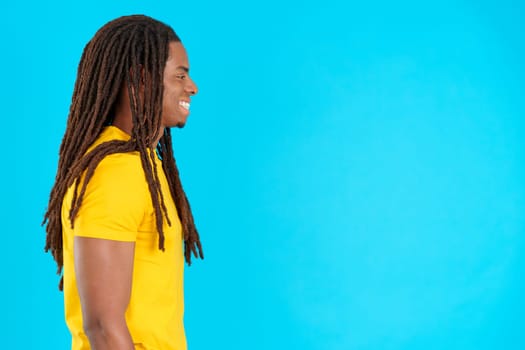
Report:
162,92,179,117
163,86,178,104
162,89,174,109
162,83,184,113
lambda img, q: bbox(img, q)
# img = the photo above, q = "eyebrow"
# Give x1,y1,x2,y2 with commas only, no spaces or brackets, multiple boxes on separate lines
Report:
176,66,189,73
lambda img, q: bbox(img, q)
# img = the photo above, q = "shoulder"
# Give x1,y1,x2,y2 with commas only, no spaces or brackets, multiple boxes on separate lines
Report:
86,151,149,202
95,151,143,176
72,151,150,240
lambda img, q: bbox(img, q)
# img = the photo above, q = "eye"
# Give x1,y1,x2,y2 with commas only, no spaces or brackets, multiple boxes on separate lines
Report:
176,74,186,80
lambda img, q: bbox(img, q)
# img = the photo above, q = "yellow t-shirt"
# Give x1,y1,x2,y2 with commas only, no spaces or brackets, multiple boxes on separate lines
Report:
61,126,186,350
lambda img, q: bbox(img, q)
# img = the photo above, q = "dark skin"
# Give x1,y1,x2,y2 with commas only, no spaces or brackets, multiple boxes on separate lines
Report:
113,41,198,146
75,41,197,350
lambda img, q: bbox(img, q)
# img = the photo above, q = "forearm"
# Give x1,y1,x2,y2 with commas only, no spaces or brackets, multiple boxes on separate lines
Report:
84,319,134,350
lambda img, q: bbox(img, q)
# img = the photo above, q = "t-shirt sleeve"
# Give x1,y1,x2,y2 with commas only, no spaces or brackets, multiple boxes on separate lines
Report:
72,154,148,242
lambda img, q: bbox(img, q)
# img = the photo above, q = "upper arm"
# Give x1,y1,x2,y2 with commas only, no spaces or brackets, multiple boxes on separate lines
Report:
74,236,135,327
70,155,146,327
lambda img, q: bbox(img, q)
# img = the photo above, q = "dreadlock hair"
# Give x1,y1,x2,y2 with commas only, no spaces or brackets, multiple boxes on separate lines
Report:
42,15,203,290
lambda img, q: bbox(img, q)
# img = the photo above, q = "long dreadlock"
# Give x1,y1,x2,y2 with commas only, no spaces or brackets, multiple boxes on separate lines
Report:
42,15,203,290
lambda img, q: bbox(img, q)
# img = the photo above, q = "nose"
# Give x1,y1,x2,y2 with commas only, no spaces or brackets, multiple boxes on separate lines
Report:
186,77,198,96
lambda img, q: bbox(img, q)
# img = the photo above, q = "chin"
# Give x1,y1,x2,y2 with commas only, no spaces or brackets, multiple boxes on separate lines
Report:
175,116,188,128
163,118,187,129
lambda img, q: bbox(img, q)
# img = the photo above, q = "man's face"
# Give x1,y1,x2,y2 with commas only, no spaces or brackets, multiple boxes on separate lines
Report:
161,41,198,128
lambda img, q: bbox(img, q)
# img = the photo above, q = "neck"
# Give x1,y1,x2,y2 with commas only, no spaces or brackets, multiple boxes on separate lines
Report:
112,88,134,136
112,86,164,148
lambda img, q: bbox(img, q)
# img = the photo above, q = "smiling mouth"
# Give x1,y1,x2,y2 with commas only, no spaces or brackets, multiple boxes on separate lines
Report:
179,101,190,110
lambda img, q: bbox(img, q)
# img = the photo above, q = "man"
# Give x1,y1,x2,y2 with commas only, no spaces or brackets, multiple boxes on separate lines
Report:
42,15,204,350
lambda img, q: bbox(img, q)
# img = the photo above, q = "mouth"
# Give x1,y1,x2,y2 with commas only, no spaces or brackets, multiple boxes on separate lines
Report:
179,100,190,111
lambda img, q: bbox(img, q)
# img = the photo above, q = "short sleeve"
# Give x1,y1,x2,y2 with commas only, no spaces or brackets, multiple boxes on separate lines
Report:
73,154,148,242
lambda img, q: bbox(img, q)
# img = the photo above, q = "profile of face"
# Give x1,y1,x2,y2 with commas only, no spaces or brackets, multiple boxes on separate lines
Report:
161,41,198,128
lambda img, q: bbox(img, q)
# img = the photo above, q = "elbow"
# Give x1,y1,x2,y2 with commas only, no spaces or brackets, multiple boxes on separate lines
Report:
83,316,106,339
82,314,126,340
81,311,132,348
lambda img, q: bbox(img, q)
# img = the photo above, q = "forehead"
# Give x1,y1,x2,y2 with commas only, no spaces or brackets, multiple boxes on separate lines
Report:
166,41,189,68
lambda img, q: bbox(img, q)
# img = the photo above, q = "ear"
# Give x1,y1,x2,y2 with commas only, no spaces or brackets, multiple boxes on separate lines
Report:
125,66,147,113
128,64,145,85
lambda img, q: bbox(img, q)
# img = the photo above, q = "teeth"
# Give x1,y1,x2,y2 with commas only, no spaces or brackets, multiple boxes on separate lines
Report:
179,101,190,110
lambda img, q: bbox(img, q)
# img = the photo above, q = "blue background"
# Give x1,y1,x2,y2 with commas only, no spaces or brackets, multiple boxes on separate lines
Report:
2,0,524,349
